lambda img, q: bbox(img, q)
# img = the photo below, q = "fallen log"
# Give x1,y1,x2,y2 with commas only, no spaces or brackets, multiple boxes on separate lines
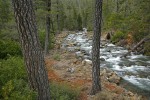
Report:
121,37,150,58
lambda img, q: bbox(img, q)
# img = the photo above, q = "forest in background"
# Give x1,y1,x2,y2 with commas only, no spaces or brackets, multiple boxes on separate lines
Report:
0,0,150,57
0,0,150,99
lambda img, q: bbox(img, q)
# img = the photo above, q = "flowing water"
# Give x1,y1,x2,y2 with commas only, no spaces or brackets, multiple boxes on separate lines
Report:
61,32,150,97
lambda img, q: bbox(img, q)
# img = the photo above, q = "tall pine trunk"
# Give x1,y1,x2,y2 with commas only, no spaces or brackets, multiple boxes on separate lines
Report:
56,0,60,34
116,0,119,13
91,0,103,95
12,0,50,99
44,0,51,56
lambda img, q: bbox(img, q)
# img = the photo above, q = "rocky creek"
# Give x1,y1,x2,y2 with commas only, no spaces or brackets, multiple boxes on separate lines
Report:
61,32,150,97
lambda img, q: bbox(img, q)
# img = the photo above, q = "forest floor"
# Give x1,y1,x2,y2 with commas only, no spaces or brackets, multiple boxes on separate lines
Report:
45,32,147,100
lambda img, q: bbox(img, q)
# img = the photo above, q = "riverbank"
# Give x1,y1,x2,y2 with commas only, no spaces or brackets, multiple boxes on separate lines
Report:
45,31,148,100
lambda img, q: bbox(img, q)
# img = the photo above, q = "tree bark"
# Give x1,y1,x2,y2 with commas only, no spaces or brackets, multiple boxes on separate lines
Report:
12,0,50,99
51,19,55,33
44,0,51,56
91,0,103,95
56,0,60,34
116,0,119,13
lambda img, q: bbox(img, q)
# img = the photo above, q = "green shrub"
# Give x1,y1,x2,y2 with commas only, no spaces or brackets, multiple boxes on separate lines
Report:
132,32,149,42
0,56,26,85
111,31,126,43
0,40,22,59
53,53,61,61
50,82,80,100
39,29,45,49
0,56,80,100
77,14,82,31
107,13,124,30
39,29,55,49
0,56,36,100
1,79,37,100
144,42,150,56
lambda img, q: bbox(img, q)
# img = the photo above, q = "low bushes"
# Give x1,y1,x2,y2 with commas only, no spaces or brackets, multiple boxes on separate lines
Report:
53,53,61,61
132,32,149,43
50,82,80,100
39,29,55,49
111,30,126,43
144,42,150,56
0,56,36,100
0,40,22,59
0,56,80,100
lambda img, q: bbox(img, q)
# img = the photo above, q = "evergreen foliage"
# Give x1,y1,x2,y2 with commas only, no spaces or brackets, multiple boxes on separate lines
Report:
50,82,80,100
0,0,149,99
103,0,149,55
77,14,82,31
111,30,126,43
0,57,80,100
0,40,22,59
0,57,37,99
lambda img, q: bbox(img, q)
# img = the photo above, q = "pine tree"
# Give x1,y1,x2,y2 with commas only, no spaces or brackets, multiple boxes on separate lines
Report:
91,0,103,95
12,0,50,99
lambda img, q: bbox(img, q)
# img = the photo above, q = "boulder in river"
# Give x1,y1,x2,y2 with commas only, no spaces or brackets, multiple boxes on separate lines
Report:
83,55,92,60
100,58,105,61
82,59,92,66
83,28,87,34
75,51,83,58
67,47,76,52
